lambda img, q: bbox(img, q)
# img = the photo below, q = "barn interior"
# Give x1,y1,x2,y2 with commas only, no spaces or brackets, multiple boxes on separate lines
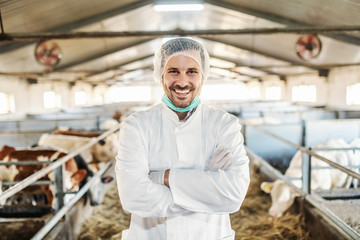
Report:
0,0,360,239
1,0,360,114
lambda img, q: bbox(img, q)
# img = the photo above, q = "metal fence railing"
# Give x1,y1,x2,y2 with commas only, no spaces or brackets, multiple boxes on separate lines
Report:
0,123,120,239
241,120,360,239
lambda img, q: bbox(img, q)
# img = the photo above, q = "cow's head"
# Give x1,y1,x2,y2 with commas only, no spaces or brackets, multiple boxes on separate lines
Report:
92,135,118,162
0,145,16,160
261,180,300,218
61,154,87,191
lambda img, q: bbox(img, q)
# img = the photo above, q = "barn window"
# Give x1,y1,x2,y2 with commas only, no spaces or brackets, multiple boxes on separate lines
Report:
265,86,281,100
346,83,360,105
248,86,261,100
43,91,62,109
292,85,316,102
0,92,15,114
75,91,87,106
201,84,247,101
105,86,151,103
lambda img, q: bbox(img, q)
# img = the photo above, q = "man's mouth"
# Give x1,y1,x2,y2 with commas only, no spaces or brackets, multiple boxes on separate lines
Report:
174,89,190,95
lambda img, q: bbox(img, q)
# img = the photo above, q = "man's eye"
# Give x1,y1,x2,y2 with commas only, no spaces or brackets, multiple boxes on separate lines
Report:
188,70,198,74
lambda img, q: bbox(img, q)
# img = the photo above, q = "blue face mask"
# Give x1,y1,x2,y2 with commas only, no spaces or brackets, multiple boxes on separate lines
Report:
162,94,201,113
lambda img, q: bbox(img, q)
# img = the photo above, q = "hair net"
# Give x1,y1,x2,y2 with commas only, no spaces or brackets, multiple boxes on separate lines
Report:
153,38,210,83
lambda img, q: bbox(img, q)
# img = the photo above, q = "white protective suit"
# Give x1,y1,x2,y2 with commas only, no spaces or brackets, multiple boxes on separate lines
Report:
115,102,250,240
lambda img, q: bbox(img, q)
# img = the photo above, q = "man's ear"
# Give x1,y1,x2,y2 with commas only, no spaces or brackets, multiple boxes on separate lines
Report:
260,182,273,193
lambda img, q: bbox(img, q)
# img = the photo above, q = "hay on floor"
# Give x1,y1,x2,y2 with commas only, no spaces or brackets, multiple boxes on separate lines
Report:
78,164,310,240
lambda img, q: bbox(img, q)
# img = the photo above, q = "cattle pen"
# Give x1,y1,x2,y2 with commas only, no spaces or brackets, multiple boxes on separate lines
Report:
1,0,360,239
242,118,360,239
0,108,360,239
76,120,360,240
0,113,359,239
0,123,120,240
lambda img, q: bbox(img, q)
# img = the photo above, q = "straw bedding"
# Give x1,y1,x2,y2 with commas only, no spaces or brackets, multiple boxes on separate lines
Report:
78,165,310,240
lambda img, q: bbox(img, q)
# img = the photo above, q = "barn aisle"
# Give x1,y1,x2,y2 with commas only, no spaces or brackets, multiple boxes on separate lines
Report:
77,181,130,240
77,164,310,240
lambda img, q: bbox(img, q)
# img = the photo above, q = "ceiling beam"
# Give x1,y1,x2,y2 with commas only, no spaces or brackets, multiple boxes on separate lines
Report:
53,1,153,32
55,38,155,71
204,0,360,46
77,51,279,82
211,66,259,80
208,54,282,78
0,0,153,53
205,0,303,26
202,36,327,73
93,65,154,84
2,25,360,41
81,54,154,80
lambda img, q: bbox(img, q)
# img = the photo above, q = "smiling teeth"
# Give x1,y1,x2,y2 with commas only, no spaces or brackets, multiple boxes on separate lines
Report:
175,90,190,94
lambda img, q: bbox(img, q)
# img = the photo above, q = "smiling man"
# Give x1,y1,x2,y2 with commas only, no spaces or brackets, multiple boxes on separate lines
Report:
115,38,250,240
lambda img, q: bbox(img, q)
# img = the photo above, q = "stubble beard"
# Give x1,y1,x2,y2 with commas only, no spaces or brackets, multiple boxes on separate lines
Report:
169,85,194,108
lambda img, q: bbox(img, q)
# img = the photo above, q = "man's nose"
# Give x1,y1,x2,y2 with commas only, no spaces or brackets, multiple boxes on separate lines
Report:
177,74,188,87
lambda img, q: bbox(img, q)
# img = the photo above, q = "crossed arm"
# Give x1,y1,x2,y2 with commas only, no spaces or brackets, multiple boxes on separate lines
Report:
149,146,233,186
115,117,250,218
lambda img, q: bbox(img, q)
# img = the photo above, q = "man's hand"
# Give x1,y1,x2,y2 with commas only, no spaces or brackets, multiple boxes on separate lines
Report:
149,171,165,185
149,169,170,187
206,146,232,171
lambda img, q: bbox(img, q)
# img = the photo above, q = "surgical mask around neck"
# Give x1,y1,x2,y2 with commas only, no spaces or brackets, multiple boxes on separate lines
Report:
162,94,200,113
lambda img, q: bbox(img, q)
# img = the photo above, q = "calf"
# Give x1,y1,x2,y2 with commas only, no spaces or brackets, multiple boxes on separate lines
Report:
350,138,360,187
53,129,103,138
39,131,117,165
101,119,120,130
0,145,87,207
261,138,355,217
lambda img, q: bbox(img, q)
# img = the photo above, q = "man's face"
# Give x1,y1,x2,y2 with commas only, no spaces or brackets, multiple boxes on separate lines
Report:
162,55,203,108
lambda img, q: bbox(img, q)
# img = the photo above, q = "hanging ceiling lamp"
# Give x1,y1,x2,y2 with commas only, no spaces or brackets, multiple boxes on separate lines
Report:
153,0,204,12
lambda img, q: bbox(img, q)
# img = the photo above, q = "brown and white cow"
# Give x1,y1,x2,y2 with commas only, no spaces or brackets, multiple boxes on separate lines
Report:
53,129,103,138
38,130,117,168
261,138,356,217
0,145,87,207
101,119,120,131
350,138,360,188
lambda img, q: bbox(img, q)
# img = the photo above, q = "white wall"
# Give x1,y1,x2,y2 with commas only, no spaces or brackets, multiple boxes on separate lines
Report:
28,81,74,113
262,75,285,101
0,76,30,117
327,66,360,109
70,82,94,107
93,84,108,105
1,65,360,118
0,76,92,117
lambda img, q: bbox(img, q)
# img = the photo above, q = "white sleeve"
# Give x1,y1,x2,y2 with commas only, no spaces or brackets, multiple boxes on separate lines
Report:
169,118,250,214
115,116,188,218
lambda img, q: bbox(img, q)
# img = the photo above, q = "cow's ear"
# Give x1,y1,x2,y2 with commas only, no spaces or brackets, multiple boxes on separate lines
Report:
260,182,273,193
72,169,87,183
290,189,301,198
